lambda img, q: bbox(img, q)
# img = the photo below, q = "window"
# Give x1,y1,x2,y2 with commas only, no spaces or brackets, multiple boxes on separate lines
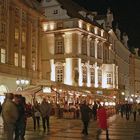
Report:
22,55,25,68
82,65,87,83
53,10,58,14
0,23,6,34
55,36,64,54
14,53,18,66
97,43,102,59
98,69,102,85
107,73,112,84
90,68,95,84
1,48,6,63
15,7,20,17
90,40,95,57
57,22,63,29
55,64,64,82
22,31,26,43
15,28,19,40
82,37,87,55
32,58,36,71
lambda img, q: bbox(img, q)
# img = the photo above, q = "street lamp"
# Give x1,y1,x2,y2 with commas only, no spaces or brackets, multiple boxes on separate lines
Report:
16,79,30,91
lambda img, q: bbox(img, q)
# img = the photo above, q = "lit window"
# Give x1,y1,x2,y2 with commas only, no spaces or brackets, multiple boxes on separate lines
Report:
55,36,64,54
15,28,19,40
90,68,95,84
82,65,87,83
32,58,36,71
55,64,64,82
98,69,102,86
1,48,6,63
14,53,18,66
22,55,25,68
22,31,26,43
107,73,112,84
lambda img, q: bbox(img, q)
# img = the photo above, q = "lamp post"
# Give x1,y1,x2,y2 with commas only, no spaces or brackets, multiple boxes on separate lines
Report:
16,79,30,91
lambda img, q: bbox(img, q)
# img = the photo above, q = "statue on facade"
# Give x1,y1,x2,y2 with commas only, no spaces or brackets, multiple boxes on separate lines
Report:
106,8,114,28
122,32,129,48
134,48,139,56
115,23,121,40
74,68,79,83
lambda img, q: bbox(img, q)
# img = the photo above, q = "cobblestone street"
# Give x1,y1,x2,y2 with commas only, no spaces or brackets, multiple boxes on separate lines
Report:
0,114,140,140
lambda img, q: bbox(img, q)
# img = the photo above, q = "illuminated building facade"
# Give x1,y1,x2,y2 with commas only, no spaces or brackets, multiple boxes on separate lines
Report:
40,0,119,100
0,0,43,102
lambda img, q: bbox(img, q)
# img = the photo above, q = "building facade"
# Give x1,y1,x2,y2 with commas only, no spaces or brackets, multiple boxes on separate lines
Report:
0,0,43,102
40,0,119,103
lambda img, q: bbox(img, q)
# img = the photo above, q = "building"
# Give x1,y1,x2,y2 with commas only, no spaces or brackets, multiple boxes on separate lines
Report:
40,0,119,104
0,0,43,103
1,0,140,104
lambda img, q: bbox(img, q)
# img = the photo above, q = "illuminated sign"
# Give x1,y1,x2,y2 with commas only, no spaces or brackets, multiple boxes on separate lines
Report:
43,87,51,93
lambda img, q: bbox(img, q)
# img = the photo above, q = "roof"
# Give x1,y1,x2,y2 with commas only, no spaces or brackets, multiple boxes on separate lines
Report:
56,0,102,28
22,0,42,12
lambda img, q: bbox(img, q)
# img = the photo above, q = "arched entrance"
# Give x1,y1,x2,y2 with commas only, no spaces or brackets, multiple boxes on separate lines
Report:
0,85,9,104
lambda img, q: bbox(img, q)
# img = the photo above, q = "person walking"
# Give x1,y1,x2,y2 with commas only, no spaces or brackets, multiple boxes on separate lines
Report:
97,104,109,140
120,103,125,118
124,102,131,120
32,105,41,130
132,102,137,121
39,99,52,133
2,93,19,140
92,101,98,120
80,100,91,135
14,95,27,140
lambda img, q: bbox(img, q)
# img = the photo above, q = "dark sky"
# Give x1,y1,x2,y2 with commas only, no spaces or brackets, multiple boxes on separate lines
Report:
73,0,140,48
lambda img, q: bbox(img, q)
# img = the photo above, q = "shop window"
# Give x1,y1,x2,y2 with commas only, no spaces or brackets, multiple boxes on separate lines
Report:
1,48,6,63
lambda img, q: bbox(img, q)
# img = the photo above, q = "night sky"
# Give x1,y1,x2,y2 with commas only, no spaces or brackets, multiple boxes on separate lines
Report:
73,0,140,49
38,0,140,48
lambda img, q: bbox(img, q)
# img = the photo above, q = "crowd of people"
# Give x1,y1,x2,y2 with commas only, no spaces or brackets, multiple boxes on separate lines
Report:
0,93,52,140
1,92,140,140
116,102,140,121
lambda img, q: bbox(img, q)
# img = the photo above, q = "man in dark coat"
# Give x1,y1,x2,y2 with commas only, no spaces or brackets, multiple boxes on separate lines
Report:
80,100,91,135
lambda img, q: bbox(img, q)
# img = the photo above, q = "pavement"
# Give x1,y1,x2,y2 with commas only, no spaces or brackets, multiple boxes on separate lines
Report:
0,114,140,140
